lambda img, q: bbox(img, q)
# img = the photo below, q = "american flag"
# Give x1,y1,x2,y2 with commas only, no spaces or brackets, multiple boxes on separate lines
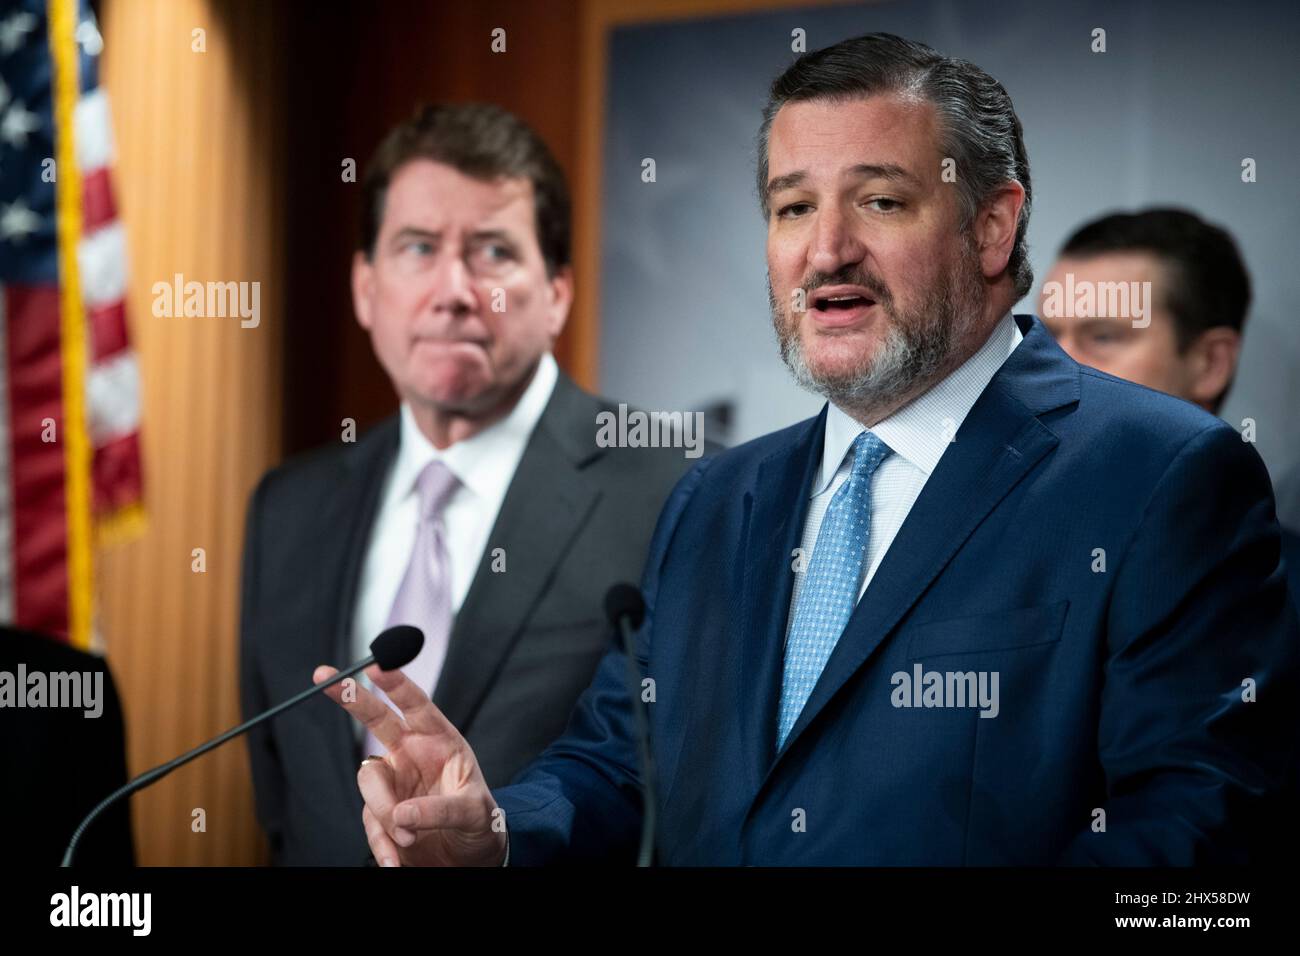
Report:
0,0,143,648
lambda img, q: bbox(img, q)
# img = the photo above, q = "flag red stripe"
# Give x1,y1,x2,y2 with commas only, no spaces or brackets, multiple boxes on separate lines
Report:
81,167,118,235
93,430,144,514
88,298,129,362
5,284,70,639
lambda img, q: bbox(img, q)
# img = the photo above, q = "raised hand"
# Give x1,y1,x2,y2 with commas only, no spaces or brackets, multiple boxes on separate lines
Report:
314,663,507,867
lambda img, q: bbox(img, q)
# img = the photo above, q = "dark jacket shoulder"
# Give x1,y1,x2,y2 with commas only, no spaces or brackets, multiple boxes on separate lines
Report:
252,415,399,514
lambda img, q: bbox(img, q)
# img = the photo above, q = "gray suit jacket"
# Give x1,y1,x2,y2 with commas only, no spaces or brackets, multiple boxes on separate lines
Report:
239,370,699,865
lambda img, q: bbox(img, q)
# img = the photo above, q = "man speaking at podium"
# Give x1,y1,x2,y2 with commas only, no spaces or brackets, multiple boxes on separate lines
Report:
317,34,1299,865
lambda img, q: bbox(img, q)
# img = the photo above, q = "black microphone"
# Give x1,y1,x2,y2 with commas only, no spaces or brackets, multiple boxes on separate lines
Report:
60,625,424,867
604,583,656,867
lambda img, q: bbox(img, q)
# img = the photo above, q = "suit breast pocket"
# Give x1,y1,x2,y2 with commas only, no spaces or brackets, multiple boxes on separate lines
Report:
905,601,1069,660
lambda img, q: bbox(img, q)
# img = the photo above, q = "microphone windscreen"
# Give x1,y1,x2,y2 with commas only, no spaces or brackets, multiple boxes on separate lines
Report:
604,583,646,630
371,625,424,670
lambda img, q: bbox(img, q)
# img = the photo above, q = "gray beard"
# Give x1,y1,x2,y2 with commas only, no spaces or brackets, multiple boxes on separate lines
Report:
770,245,987,416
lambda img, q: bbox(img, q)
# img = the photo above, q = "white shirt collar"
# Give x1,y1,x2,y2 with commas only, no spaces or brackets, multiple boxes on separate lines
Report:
390,351,559,506
815,312,1022,496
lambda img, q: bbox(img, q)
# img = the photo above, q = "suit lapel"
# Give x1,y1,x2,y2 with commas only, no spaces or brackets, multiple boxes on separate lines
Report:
761,315,1081,781
432,372,602,731
316,417,398,774
734,410,827,799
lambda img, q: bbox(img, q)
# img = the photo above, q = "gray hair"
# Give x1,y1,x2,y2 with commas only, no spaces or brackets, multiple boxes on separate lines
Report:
756,33,1033,299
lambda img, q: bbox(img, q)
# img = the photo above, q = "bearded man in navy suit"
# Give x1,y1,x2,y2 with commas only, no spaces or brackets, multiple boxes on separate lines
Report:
317,33,1299,866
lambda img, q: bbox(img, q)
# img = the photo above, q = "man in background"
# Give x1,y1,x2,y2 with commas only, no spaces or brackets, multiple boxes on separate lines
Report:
1040,208,1298,606
240,104,696,864
1039,208,1246,415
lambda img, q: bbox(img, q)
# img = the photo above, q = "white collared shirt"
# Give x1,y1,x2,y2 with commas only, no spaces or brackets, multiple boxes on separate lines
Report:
786,313,1022,626
349,352,559,677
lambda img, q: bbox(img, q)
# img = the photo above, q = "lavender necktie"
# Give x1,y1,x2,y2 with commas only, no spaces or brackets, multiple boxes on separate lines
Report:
363,459,459,756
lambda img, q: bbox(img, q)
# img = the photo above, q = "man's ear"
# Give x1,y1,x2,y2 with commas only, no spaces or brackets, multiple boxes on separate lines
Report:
352,250,375,330
545,265,575,341
1187,326,1242,411
973,181,1026,281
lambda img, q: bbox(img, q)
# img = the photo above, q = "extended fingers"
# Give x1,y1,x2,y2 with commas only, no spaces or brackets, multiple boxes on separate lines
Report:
315,664,407,752
367,664,458,739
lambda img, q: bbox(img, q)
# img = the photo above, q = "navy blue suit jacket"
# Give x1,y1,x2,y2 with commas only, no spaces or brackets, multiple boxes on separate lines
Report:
493,314,1300,864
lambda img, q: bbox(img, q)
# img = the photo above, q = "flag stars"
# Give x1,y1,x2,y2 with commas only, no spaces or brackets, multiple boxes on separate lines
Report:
1,99,39,148
1,199,40,243
0,10,37,56
76,18,103,57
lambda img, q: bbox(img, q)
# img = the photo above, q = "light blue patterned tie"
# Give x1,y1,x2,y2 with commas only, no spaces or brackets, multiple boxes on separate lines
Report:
777,430,892,750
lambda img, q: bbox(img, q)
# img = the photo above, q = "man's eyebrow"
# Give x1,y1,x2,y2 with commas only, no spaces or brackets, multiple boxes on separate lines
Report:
765,170,808,197
848,163,921,186
765,163,921,199
390,226,440,245
387,226,518,247
467,228,516,243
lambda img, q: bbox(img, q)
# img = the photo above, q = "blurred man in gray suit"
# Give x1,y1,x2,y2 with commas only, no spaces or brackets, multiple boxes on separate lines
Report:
240,104,698,865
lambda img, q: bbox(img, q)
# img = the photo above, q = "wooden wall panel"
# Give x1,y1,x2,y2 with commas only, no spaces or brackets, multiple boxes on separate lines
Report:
97,0,284,865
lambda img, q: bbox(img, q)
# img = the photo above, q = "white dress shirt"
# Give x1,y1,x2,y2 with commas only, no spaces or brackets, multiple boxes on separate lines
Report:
786,313,1023,629
350,351,559,691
